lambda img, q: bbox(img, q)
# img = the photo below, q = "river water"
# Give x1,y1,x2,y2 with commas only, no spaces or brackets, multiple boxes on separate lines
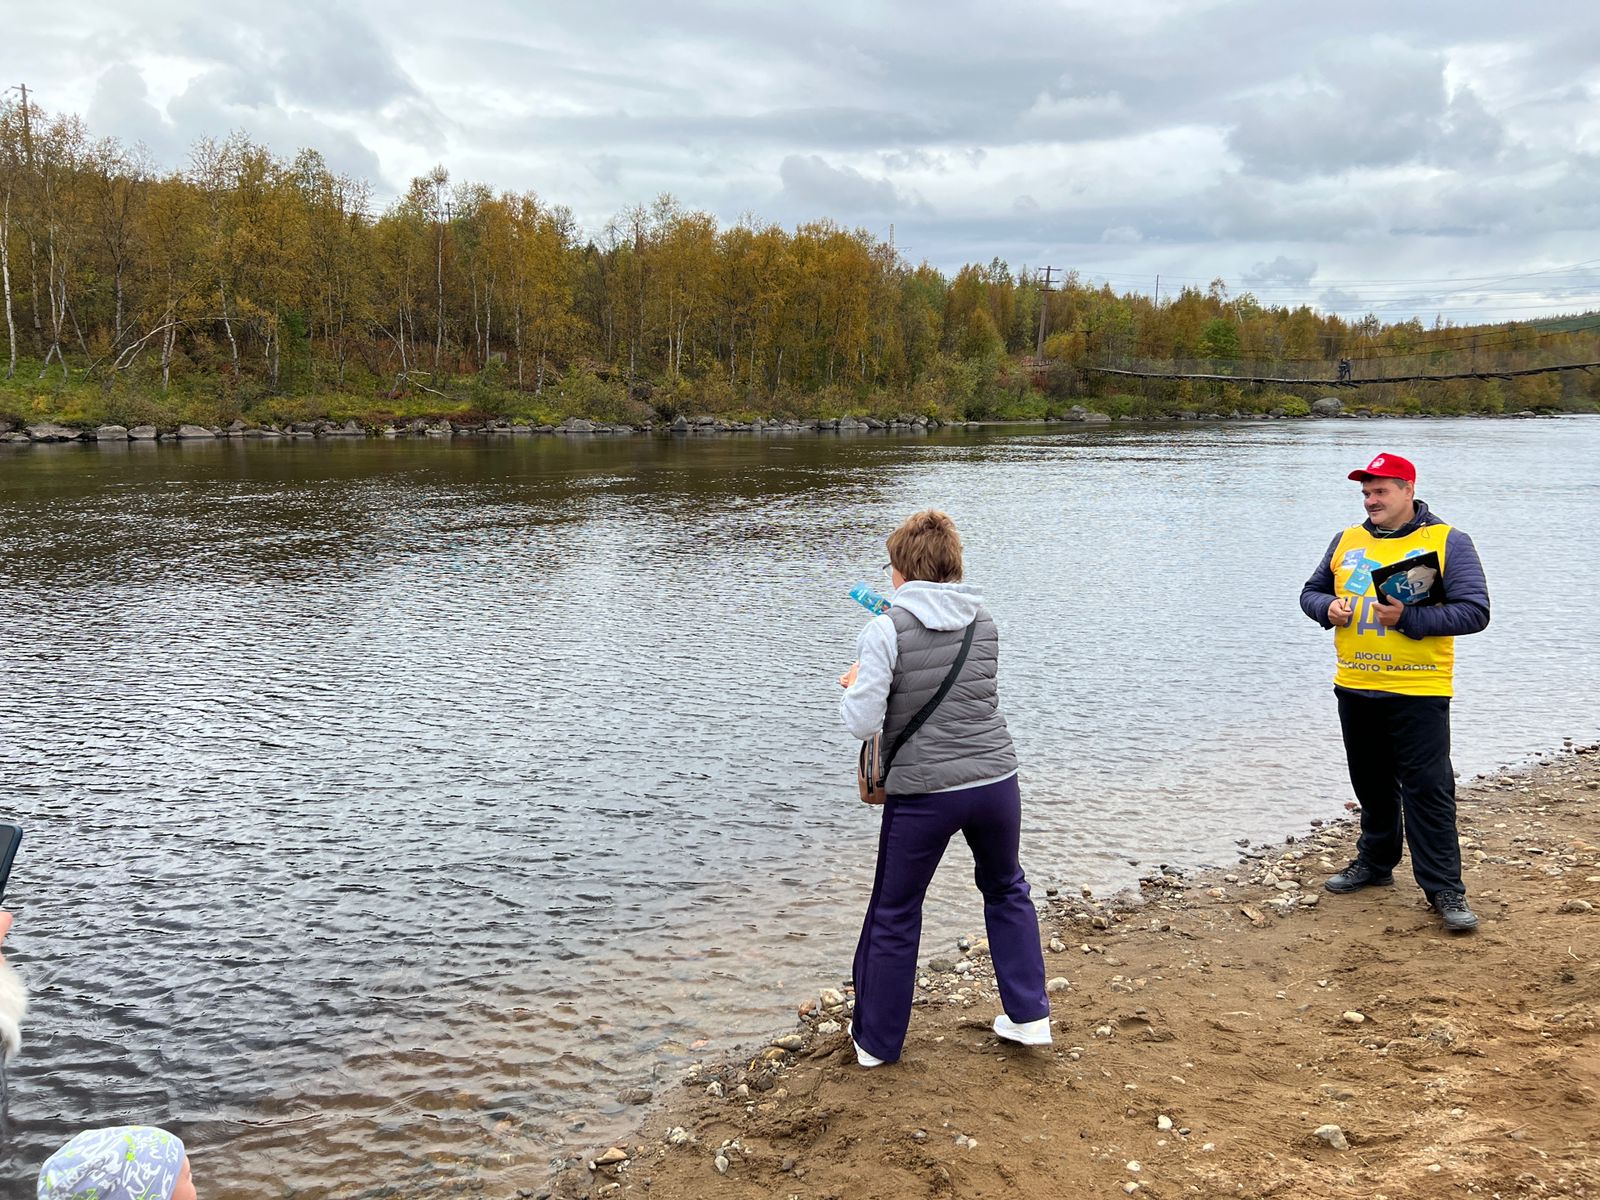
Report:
1,418,1595,1197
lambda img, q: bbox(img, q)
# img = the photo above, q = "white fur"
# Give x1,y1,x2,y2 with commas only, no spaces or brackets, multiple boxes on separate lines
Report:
0,959,27,1060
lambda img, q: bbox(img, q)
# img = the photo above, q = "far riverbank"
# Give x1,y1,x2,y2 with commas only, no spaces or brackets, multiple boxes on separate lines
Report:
0,402,1570,445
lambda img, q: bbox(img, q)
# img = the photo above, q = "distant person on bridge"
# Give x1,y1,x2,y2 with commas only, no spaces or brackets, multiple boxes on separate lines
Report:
1299,453,1491,932
1338,358,1352,382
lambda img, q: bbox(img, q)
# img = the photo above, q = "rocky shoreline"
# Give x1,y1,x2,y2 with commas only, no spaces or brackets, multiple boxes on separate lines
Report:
4,414,961,444
0,402,1564,446
542,741,1600,1200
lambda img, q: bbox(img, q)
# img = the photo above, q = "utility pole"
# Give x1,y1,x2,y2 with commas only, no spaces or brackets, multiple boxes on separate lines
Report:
5,83,37,166
434,196,452,374
8,83,43,356
16,83,32,165
1153,273,1160,307
1036,264,1056,360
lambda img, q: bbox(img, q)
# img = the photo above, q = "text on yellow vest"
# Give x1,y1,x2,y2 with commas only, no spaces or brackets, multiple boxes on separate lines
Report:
1330,522,1455,697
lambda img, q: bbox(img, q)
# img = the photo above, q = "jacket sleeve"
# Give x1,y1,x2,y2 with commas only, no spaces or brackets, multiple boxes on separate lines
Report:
1397,528,1491,640
840,615,898,741
1299,532,1344,628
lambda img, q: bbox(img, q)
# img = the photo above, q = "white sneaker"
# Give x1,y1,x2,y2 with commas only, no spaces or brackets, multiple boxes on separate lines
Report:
993,1014,1052,1046
846,1021,886,1068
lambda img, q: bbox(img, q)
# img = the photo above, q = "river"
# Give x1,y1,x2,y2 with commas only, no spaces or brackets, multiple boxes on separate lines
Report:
1,418,1595,1197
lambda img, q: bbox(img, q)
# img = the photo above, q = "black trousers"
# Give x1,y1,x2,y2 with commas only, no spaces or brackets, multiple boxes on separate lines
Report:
1336,689,1464,899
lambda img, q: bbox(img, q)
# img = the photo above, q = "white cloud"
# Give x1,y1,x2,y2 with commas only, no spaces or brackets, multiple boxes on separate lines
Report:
776,155,926,216
7,0,1600,321
1244,256,1318,288
1020,89,1132,138
86,64,182,164
1225,38,1507,180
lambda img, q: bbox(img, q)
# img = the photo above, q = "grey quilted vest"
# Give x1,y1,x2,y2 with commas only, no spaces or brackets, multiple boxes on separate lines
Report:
882,605,1017,795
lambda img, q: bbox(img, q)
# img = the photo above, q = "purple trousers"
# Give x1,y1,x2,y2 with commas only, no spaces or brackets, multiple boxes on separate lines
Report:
850,773,1049,1063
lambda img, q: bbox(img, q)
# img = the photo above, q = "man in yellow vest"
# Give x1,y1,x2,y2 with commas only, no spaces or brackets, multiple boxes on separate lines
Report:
1300,452,1491,932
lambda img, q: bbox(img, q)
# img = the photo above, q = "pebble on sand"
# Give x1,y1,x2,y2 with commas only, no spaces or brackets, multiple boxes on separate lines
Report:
1342,1011,1366,1024
1314,1124,1350,1150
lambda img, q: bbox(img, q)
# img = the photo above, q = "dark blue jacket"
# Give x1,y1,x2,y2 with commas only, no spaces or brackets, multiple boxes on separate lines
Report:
1300,499,1491,640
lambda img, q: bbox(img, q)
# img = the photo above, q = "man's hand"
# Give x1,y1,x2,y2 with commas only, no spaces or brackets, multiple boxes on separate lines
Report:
839,661,860,689
1374,594,1405,627
1327,597,1354,627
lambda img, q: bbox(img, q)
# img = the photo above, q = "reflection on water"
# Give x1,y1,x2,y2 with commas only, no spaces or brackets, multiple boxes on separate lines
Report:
1,421,1596,1195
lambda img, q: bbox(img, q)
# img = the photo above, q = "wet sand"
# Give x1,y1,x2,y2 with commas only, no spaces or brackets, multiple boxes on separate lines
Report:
557,744,1600,1199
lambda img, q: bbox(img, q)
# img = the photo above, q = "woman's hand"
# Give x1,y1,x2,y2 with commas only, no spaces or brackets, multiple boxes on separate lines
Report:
839,661,860,689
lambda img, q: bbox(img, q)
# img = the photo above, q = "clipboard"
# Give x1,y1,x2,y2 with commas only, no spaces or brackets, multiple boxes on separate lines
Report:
1370,550,1445,607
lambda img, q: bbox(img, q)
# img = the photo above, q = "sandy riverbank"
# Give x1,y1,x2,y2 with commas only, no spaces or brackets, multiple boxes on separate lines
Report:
551,744,1600,1200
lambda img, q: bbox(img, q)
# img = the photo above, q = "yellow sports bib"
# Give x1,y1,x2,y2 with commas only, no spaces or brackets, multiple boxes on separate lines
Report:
1330,523,1454,696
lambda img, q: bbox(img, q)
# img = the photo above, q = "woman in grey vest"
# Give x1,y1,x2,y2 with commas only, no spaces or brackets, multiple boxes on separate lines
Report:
838,510,1050,1066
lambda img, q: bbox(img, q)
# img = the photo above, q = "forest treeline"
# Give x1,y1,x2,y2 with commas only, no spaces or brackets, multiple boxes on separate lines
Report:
2,95,1597,429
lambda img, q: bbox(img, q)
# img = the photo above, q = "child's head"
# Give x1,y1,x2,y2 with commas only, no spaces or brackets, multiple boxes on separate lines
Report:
37,1126,196,1200
886,509,963,584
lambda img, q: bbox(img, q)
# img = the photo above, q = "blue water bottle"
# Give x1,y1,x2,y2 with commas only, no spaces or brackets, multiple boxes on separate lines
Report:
850,582,892,616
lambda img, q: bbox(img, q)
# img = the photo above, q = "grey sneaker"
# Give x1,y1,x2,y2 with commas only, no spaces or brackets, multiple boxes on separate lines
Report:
1431,890,1479,932
1325,859,1395,894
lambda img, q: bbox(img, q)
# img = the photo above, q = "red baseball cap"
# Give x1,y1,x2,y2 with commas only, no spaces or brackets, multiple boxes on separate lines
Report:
1347,452,1416,483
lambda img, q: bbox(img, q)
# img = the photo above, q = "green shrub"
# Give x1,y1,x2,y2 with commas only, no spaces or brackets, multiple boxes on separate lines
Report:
555,367,651,424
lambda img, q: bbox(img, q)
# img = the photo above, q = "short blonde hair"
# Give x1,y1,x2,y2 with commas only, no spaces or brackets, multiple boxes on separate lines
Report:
887,509,963,583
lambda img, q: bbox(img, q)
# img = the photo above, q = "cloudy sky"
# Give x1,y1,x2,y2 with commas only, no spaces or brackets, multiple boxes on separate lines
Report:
8,0,1600,323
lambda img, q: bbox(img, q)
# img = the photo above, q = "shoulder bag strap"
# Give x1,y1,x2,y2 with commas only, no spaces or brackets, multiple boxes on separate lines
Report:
879,620,976,782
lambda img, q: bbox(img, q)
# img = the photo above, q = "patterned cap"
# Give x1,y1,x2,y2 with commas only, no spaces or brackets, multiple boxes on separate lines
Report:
37,1126,186,1200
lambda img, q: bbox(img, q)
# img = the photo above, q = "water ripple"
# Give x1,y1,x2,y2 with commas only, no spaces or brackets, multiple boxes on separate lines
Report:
0,422,1596,1194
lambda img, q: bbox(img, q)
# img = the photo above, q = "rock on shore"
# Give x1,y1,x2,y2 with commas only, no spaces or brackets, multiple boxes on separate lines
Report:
26,422,81,442
2,409,1570,448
